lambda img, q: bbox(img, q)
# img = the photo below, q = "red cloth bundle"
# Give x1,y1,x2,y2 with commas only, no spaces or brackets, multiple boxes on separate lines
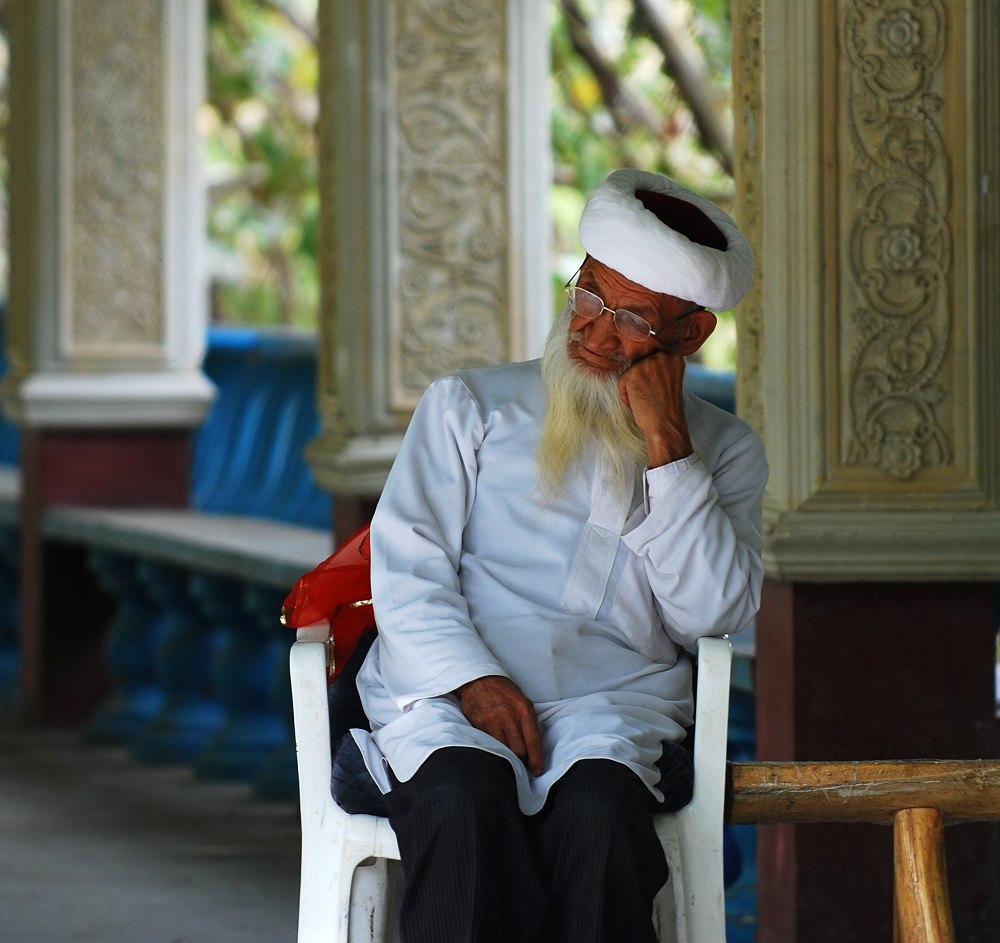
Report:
282,524,376,682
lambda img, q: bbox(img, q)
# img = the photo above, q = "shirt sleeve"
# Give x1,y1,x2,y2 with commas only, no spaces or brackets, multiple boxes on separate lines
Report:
621,426,768,646
368,375,509,710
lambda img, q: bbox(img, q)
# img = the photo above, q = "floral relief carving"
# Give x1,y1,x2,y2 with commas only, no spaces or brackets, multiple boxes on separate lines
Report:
71,0,164,351
843,0,950,479
878,8,922,57
393,0,509,397
732,0,764,439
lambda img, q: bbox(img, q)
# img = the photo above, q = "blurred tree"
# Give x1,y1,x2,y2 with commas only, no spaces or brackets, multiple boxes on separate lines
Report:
0,2,8,302
550,0,737,366
205,0,319,327
0,2,736,360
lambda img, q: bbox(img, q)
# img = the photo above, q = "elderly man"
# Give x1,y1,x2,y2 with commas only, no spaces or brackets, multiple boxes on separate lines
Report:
352,169,767,943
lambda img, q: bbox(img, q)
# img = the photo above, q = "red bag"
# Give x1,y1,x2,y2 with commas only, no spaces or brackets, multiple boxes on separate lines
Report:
282,524,375,682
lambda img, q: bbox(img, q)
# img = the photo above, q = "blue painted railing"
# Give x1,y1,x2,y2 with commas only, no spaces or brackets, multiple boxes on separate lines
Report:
194,327,330,528
78,326,334,797
0,304,21,710
0,305,21,465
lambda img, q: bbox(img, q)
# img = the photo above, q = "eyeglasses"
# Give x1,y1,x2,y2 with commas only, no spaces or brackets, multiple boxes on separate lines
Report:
564,284,705,344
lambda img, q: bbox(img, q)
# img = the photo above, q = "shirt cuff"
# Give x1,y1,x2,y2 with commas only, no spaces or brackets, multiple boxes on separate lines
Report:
642,455,701,513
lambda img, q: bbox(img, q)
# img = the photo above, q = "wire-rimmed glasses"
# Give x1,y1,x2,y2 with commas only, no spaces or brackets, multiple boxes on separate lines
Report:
565,285,704,344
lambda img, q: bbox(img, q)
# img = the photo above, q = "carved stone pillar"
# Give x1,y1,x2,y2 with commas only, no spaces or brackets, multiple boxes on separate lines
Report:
6,0,211,721
6,0,212,437
734,1,1000,939
310,0,550,536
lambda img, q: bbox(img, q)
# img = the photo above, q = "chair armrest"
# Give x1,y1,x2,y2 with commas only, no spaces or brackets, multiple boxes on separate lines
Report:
653,636,733,942
289,638,334,817
296,623,330,643
688,635,733,816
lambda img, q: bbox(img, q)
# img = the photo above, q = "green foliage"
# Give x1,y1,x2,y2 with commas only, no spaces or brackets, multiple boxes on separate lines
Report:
205,0,318,327
0,22,8,301
549,0,736,368
0,1,737,366
550,1,732,198
206,0,737,366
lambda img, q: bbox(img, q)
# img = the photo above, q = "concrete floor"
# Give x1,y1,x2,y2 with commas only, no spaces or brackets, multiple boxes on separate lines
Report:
0,718,301,943
0,715,760,943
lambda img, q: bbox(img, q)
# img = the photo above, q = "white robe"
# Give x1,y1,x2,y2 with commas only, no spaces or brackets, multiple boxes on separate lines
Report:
354,359,767,814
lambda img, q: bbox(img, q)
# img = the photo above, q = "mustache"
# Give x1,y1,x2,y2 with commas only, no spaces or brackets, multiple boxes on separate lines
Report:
566,330,632,372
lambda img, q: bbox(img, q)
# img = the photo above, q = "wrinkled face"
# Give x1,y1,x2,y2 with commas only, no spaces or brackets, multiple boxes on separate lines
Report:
566,257,701,376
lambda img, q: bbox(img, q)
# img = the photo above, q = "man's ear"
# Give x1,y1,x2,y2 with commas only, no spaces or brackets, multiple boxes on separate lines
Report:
673,310,717,357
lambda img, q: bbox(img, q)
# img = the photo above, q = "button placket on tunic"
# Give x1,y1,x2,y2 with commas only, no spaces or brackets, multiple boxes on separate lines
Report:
560,453,633,619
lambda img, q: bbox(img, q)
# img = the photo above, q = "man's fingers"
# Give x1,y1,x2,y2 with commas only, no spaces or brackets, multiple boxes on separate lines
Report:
498,715,543,777
456,675,545,775
618,375,631,409
519,714,545,776
499,717,528,761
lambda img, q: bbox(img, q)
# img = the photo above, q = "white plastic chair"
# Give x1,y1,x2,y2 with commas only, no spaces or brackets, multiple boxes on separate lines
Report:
290,626,732,943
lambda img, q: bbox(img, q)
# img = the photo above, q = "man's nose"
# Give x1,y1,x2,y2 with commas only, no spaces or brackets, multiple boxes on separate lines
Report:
583,308,623,350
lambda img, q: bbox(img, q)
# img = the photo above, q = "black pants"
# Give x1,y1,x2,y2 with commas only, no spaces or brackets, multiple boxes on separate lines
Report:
385,747,672,943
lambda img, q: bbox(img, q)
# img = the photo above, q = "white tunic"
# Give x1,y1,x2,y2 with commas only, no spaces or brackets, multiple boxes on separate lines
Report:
355,359,767,814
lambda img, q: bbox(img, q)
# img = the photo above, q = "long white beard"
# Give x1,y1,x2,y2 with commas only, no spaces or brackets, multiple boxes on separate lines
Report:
538,308,649,498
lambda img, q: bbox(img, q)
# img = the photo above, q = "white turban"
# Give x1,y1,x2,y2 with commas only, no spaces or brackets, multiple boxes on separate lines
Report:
578,169,754,311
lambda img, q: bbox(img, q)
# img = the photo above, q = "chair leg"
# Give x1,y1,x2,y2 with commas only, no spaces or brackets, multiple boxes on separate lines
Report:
653,874,682,943
349,857,403,943
893,807,955,943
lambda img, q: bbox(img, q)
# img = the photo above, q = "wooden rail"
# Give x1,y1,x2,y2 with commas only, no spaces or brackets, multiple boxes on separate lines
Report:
727,760,1000,825
725,760,1000,943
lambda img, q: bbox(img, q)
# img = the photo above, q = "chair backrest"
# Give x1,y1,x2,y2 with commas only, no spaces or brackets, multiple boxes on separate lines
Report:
290,627,733,943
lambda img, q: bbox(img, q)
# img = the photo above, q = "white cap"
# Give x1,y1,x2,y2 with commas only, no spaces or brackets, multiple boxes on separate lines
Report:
578,169,754,310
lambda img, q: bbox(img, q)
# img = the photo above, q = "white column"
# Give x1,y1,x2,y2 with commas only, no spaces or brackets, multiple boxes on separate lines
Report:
4,0,213,429
734,0,1000,580
309,0,551,497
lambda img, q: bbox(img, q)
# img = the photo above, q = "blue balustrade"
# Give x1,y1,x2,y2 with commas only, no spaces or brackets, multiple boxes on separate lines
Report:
194,327,331,528
129,561,225,764
85,552,164,743
246,582,301,801
192,572,287,781
0,304,21,709
76,327,333,776
181,326,335,789
0,526,20,710
0,304,22,467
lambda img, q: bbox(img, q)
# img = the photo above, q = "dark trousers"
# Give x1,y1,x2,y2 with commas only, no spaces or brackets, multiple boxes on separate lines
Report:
385,747,672,943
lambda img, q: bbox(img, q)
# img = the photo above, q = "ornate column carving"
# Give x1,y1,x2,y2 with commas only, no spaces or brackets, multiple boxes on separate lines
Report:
4,0,212,428
732,0,764,438
309,0,550,497
735,0,1000,581
736,3,1000,938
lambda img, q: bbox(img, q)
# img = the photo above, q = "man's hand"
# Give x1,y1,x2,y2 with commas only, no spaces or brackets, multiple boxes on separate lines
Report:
619,350,692,467
455,675,545,776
